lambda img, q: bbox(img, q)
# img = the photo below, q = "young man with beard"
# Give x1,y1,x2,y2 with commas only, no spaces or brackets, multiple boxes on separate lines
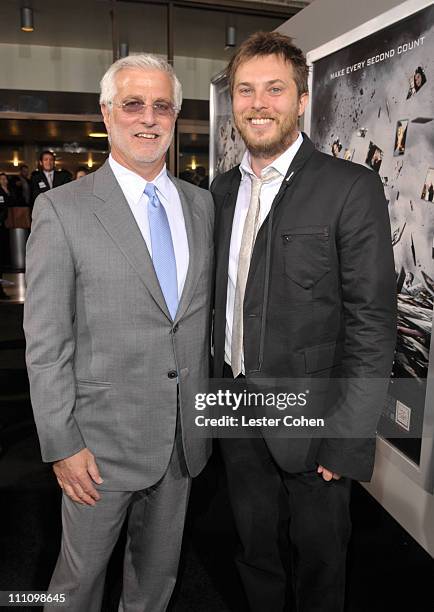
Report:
211,32,396,611
24,54,214,611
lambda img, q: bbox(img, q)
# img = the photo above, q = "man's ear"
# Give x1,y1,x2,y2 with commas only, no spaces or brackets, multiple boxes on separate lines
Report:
100,104,111,134
298,93,309,118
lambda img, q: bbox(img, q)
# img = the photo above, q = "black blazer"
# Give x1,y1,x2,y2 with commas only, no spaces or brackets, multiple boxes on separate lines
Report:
10,176,31,206
30,169,72,204
0,201,7,225
211,135,397,481
0,186,17,209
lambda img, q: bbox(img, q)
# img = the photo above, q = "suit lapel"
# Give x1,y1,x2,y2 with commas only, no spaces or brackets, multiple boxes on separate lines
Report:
250,134,317,271
217,169,241,273
218,180,240,269
92,161,171,319
259,133,316,221
169,175,204,323
214,168,241,329
39,172,50,190
217,135,315,274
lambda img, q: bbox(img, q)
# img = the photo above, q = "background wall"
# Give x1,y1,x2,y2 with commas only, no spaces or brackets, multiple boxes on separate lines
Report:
0,43,226,100
278,0,408,52
278,0,434,557
0,44,112,94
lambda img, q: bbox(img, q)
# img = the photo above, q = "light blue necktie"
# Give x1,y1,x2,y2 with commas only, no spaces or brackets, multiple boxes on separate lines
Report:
145,183,178,319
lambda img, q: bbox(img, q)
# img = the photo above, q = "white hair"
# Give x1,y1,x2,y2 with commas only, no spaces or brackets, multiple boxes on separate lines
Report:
99,54,182,111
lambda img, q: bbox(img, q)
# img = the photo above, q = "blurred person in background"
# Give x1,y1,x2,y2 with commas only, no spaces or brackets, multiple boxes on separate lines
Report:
0,172,18,207
0,174,11,300
75,166,89,180
11,164,32,207
30,151,72,205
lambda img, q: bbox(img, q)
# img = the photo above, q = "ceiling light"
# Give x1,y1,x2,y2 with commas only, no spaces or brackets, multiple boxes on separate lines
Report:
88,132,108,138
225,26,236,49
21,7,34,32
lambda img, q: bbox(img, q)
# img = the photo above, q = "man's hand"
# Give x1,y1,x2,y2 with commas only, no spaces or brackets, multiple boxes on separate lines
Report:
53,448,103,506
317,465,341,482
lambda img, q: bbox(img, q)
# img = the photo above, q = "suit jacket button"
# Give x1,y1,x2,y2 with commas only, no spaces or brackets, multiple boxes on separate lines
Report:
168,370,177,379
172,324,179,333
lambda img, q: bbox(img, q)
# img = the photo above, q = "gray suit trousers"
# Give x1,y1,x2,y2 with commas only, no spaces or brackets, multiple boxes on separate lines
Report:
46,425,191,612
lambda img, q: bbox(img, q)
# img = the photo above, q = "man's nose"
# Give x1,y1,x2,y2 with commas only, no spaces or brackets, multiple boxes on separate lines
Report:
251,90,268,111
140,104,157,123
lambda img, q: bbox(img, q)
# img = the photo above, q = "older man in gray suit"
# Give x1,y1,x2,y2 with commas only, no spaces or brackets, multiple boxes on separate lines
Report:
24,54,214,611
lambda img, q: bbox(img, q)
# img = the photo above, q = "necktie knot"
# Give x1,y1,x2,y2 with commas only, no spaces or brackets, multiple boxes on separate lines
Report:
259,167,281,184
144,183,159,206
249,168,280,197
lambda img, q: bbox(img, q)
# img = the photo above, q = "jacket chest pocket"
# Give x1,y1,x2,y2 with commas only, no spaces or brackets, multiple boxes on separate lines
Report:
281,226,330,289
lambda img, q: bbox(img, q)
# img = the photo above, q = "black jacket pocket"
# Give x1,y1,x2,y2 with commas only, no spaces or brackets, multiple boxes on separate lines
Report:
282,226,330,289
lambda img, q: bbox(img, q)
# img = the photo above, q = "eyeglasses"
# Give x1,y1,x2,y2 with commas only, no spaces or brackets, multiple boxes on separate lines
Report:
109,100,179,117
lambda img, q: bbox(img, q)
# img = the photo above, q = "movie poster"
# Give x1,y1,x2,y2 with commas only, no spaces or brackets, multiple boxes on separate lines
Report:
307,2,434,462
209,71,245,182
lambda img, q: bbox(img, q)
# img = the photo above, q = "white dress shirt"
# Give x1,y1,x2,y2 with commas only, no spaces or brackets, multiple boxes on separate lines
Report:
44,170,54,188
225,132,303,371
109,155,189,300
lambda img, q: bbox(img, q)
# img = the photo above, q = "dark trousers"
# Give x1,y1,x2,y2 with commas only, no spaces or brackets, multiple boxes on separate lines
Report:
220,367,351,612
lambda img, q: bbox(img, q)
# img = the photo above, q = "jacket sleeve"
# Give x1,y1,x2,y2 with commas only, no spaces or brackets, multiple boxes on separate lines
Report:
23,193,85,462
316,170,397,481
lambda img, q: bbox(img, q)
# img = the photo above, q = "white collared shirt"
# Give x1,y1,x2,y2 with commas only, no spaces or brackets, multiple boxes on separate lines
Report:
225,132,304,371
109,155,189,300
44,170,54,188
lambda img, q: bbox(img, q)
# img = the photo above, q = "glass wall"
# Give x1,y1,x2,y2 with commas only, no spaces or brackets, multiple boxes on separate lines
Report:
116,2,167,56
0,0,286,181
0,0,113,178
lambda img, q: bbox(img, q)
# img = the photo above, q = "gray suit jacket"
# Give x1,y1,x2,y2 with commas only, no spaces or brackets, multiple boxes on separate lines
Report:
24,161,214,491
